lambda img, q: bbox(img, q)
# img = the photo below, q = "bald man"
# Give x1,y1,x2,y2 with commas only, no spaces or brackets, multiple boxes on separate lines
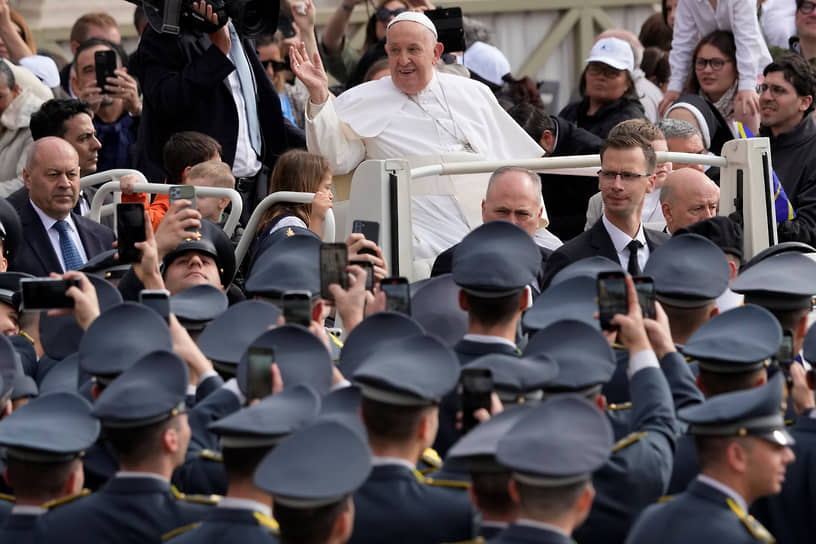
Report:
431,166,559,288
660,168,720,234
11,137,114,275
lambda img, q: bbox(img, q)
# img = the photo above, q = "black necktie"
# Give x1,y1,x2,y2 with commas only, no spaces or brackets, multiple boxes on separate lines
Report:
627,239,643,276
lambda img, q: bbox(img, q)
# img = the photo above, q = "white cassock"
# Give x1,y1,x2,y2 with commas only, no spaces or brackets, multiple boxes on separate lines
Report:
306,71,544,259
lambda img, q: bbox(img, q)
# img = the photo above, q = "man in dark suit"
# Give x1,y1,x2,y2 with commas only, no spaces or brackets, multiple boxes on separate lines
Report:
130,2,304,218
541,132,668,287
432,166,556,291
10,137,114,276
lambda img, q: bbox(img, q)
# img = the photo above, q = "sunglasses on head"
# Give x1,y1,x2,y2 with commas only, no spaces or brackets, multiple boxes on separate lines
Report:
375,6,408,22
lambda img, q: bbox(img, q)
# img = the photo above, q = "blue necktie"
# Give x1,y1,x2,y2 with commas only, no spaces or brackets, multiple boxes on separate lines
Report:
227,22,262,155
53,220,84,271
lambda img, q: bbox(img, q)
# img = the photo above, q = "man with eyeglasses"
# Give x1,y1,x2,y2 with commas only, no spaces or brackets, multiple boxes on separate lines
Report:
757,54,816,244
541,132,668,287
770,0,816,67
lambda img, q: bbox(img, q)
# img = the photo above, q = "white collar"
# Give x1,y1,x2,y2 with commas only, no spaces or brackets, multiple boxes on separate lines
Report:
696,474,748,511
412,72,440,100
481,520,510,529
515,519,570,536
11,505,46,515
462,334,517,348
602,214,646,253
371,456,417,471
30,199,75,232
218,497,270,517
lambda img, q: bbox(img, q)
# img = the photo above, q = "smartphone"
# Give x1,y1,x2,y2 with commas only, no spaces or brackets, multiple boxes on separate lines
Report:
320,243,348,301
381,277,411,315
425,7,466,54
139,289,170,322
352,219,379,257
20,278,80,310
246,346,275,401
459,368,493,434
350,260,374,291
246,346,275,400
633,276,656,320
282,290,312,327
597,271,628,331
277,15,296,38
95,49,117,94
777,330,795,387
116,203,146,264
169,185,196,211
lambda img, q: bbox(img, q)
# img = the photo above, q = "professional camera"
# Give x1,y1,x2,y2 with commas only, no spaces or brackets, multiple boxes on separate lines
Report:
123,0,277,37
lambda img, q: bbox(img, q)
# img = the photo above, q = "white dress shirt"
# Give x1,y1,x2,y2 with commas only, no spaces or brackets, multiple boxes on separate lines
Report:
602,214,649,272
669,0,772,93
30,200,88,271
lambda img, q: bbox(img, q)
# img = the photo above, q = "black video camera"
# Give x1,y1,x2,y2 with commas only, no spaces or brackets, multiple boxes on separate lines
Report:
124,0,277,37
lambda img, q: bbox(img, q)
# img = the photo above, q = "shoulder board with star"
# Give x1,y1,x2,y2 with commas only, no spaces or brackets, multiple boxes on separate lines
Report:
162,522,201,541
612,431,648,452
42,489,91,509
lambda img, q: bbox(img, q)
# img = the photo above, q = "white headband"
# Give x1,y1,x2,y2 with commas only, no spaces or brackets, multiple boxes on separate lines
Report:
386,11,438,40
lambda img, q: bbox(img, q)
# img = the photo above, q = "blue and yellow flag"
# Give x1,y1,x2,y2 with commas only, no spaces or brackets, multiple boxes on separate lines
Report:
736,123,796,222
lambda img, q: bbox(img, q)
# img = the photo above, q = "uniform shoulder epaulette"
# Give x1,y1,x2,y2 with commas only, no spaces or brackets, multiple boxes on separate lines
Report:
785,419,794,427
171,485,221,505
420,448,442,469
42,488,91,509
0,493,14,503
612,343,627,351
726,497,775,543
197,449,223,463
608,402,632,411
657,495,675,503
162,522,201,541
422,476,471,489
253,512,280,533
612,431,648,452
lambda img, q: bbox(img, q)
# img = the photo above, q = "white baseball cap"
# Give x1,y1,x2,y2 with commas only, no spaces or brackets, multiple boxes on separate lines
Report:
464,42,511,86
585,37,634,73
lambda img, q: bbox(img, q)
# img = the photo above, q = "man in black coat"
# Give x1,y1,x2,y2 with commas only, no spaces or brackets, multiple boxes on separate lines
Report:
541,131,668,287
758,54,816,244
11,138,114,276
130,3,304,216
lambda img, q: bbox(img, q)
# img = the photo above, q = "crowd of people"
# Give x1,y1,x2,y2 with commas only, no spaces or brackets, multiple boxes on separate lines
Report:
0,0,814,542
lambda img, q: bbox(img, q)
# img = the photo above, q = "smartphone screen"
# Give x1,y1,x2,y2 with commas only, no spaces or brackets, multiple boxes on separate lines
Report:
169,185,196,211
20,278,80,310
352,219,379,256
350,260,374,291
140,289,170,322
117,203,146,264
246,346,275,401
381,277,411,315
597,272,628,331
95,50,117,94
320,243,348,301
633,276,656,320
425,7,466,54
459,368,493,434
282,291,312,327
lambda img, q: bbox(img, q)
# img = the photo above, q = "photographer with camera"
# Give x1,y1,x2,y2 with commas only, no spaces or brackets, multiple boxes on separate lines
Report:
130,0,305,222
